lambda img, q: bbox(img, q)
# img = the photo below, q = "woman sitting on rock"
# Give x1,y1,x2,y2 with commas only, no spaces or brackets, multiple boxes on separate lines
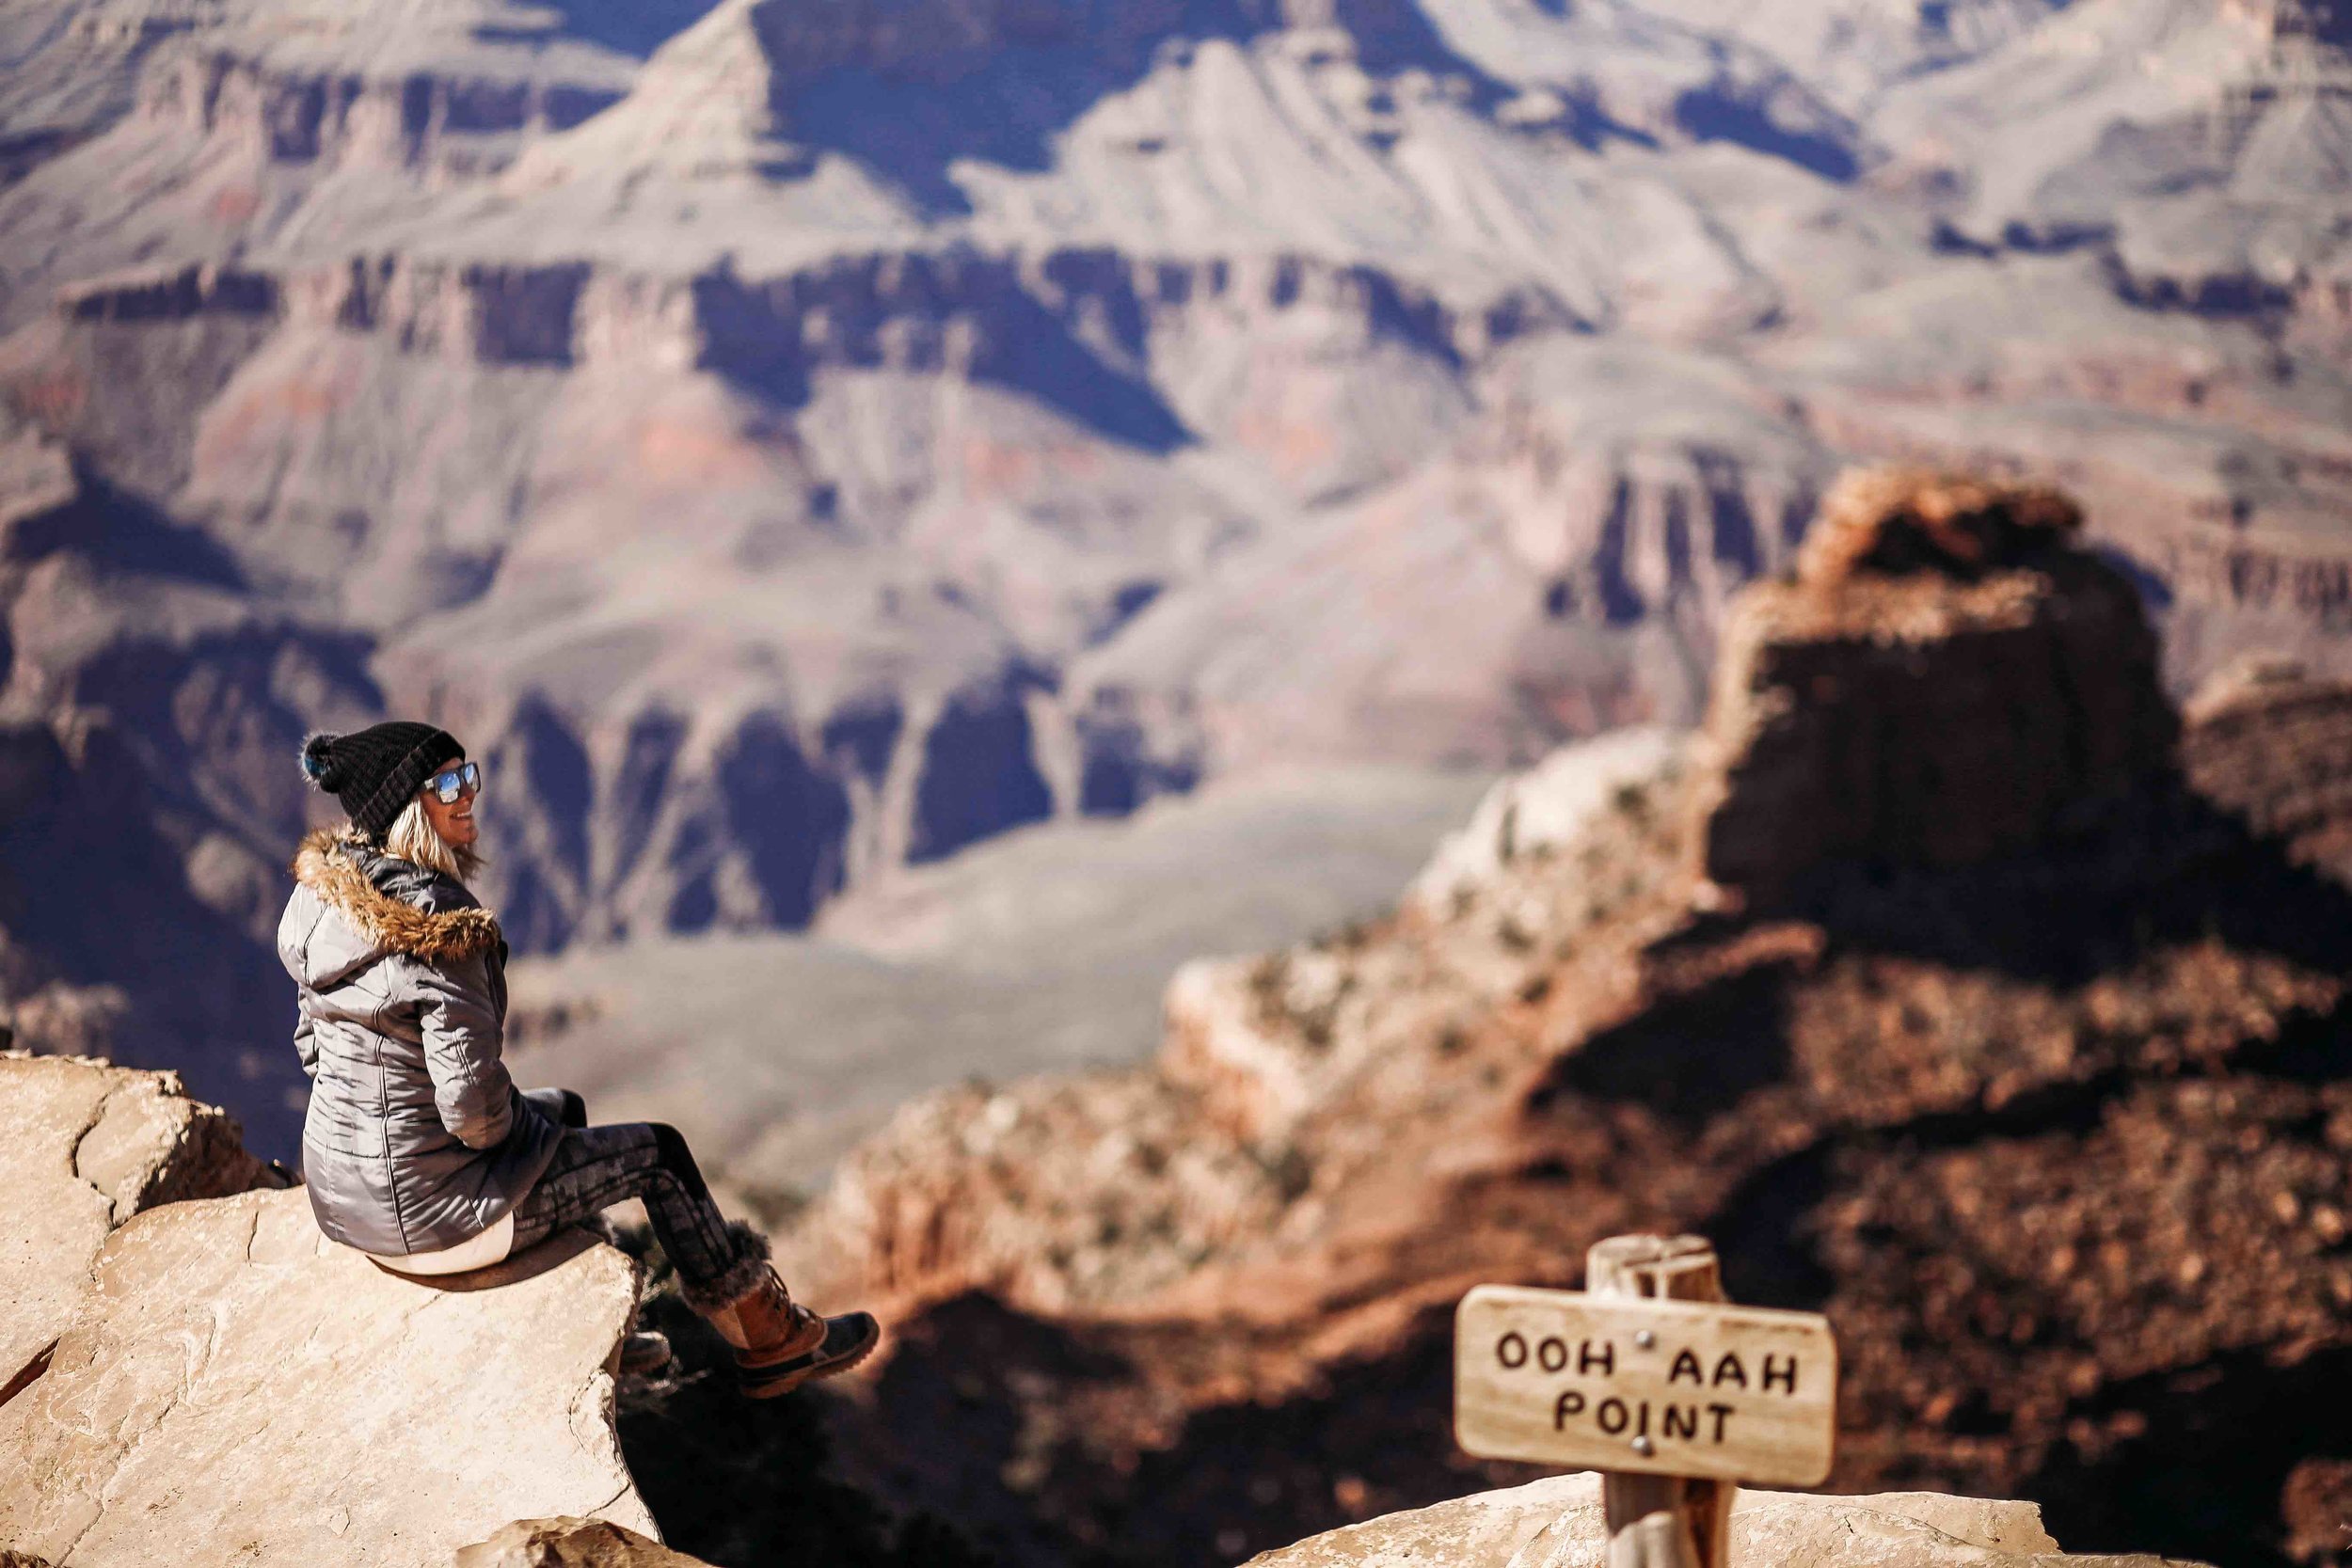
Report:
278,721,878,1397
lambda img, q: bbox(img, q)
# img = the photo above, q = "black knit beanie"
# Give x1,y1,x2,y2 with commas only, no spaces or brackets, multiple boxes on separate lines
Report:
299,722,464,841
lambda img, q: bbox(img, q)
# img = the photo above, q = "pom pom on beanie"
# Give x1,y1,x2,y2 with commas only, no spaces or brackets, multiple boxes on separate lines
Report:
300,733,343,790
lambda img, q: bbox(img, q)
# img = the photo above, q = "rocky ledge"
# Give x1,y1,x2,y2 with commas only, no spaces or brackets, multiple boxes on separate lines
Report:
0,1054,659,1567
454,1516,715,1568
0,1053,998,1568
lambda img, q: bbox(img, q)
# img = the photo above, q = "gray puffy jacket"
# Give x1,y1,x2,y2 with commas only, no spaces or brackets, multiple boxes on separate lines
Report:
278,828,562,1256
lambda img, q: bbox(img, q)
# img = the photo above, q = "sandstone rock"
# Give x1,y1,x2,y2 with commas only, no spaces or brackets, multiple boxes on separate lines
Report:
0,1052,271,1401
1157,732,1693,1148
1689,467,2177,904
0,1187,657,1565
1158,955,1331,1144
455,1516,714,1568
781,1069,1286,1316
1242,1475,2199,1568
1241,1474,1597,1568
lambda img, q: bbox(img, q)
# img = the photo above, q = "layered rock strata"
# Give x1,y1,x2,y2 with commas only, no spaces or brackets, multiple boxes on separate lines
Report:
2181,657,2352,885
9,0,2352,1162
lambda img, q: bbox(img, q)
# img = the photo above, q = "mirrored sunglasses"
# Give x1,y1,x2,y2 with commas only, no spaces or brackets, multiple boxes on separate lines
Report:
423,761,483,804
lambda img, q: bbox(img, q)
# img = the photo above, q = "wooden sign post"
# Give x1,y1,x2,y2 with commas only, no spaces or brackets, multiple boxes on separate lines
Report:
1454,1235,1838,1568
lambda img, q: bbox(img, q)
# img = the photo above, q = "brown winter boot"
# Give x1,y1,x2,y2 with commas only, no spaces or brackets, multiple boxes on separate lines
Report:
734,1307,882,1400
685,1227,882,1399
701,1265,826,1369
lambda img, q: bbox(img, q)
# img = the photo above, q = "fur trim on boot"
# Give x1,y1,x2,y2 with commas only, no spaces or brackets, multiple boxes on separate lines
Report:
676,1222,773,1313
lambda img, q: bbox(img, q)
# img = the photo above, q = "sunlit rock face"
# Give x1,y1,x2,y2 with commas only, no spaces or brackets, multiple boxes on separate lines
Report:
0,1185,653,1566
0,1055,658,1568
0,1051,273,1402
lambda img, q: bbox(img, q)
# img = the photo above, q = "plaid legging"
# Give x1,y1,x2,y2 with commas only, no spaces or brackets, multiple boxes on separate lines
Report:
509,1107,744,1291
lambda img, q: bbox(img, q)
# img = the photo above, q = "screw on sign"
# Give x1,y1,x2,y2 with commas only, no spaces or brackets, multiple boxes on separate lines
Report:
1453,1235,1839,1568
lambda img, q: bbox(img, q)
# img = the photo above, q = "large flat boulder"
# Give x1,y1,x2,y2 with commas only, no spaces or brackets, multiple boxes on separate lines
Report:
1243,1475,2198,1568
0,1053,269,1398
0,1187,658,1566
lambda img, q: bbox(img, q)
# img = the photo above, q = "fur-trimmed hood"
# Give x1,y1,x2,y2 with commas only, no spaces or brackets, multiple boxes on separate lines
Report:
289,827,501,970
278,828,548,1259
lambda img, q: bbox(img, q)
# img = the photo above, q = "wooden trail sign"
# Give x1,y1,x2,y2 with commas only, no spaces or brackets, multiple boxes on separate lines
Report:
1454,1234,1840,1568
1454,1286,1836,1485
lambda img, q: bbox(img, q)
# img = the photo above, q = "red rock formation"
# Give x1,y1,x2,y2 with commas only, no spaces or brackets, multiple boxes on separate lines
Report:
775,474,2352,1568
1691,468,2179,905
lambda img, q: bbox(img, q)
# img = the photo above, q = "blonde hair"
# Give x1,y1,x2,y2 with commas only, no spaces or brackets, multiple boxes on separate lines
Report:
383,799,483,884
